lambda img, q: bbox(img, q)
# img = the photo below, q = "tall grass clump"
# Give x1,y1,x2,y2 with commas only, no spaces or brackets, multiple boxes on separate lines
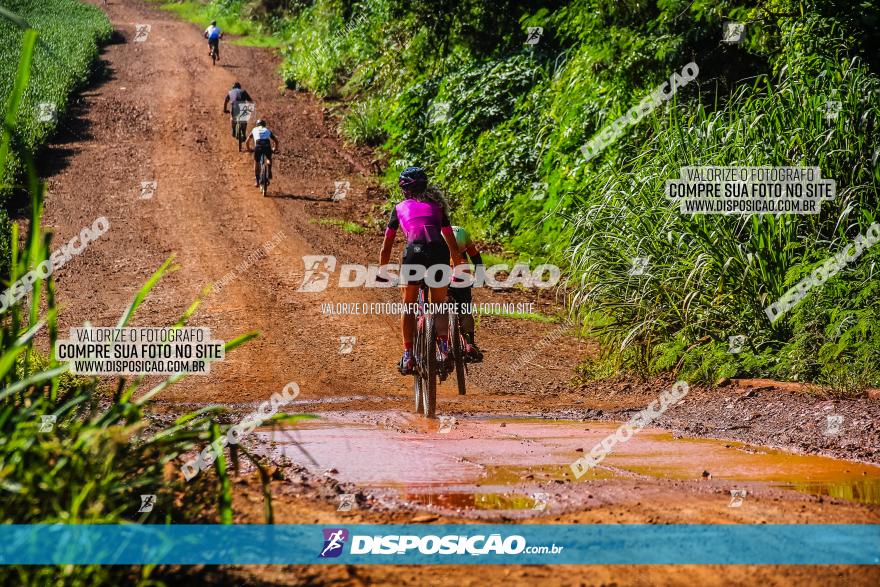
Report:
341,96,388,146
567,15,880,388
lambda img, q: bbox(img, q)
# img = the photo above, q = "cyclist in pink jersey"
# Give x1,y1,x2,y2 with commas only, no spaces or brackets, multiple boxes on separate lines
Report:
379,167,462,375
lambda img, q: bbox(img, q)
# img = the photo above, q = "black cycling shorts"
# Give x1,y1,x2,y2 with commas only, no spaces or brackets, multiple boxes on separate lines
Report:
400,240,450,286
447,282,473,309
253,143,272,162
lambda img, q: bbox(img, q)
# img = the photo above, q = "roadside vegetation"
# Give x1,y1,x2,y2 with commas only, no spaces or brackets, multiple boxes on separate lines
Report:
189,0,880,392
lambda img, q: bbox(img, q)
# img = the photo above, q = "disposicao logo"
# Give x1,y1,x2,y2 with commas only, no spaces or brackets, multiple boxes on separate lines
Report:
319,528,349,558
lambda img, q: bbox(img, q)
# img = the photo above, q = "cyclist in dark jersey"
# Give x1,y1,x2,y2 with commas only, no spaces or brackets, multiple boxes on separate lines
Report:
222,82,253,139
380,167,462,375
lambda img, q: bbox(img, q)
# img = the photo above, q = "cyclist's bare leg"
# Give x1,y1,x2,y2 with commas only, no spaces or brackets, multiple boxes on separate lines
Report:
460,313,475,335
401,284,419,348
429,285,449,334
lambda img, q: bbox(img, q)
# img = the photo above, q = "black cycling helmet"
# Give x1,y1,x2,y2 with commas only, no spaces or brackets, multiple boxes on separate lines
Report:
232,82,241,89
211,20,217,26
255,119,266,127
398,166,428,195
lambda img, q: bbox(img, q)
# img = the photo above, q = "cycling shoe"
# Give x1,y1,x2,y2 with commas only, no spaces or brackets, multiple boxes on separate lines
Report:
398,350,414,375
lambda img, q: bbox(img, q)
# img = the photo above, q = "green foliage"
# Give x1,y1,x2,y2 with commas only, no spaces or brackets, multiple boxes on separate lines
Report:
0,0,112,277
155,0,282,45
567,13,880,389
341,96,388,146
165,1,880,389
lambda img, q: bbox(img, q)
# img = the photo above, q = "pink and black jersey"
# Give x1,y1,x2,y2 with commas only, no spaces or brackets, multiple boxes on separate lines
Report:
387,199,451,244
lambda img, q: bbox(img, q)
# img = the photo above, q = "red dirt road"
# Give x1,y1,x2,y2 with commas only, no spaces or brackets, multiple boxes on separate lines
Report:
34,1,880,585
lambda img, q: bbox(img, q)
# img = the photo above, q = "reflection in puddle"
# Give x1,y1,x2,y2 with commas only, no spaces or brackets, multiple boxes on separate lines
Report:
404,491,540,510
782,479,880,505
479,464,617,485
260,416,880,509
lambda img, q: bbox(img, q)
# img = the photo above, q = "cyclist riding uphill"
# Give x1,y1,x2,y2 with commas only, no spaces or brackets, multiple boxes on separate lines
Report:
223,82,253,138
379,167,462,375
244,120,279,188
448,225,484,362
204,20,222,59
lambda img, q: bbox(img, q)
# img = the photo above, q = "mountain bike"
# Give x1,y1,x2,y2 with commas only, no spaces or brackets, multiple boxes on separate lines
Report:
209,41,219,66
413,283,451,418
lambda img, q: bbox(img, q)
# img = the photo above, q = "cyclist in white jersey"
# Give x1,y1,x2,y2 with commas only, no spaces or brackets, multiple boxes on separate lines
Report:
244,119,279,187
204,21,222,60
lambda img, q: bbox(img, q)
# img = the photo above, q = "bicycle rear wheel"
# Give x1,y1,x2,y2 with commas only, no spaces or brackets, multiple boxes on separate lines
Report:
236,122,245,151
450,315,466,395
260,158,269,196
422,314,437,418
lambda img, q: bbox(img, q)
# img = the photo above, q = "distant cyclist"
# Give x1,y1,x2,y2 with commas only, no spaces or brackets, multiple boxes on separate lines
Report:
204,20,222,60
379,167,462,375
223,82,253,139
448,225,484,362
244,119,279,187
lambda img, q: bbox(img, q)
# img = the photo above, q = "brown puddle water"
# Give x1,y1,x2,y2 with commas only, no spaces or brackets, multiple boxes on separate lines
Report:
257,417,880,510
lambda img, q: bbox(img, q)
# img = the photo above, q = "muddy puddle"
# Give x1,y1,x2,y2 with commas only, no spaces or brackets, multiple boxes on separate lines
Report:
256,416,880,512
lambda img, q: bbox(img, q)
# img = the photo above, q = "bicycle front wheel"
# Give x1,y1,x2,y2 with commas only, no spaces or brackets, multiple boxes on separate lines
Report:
413,326,424,414
422,314,437,418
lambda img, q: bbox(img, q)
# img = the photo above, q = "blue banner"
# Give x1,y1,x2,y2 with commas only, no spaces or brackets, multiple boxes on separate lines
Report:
0,524,877,565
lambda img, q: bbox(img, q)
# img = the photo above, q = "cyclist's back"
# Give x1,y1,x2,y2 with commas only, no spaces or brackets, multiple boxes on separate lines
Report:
392,198,448,244
205,23,221,41
227,87,252,105
251,125,272,146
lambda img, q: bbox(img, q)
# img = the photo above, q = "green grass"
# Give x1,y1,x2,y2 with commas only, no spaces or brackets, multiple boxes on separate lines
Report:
312,217,366,234
480,252,514,268
341,97,387,146
476,308,558,323
154,0,281,47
